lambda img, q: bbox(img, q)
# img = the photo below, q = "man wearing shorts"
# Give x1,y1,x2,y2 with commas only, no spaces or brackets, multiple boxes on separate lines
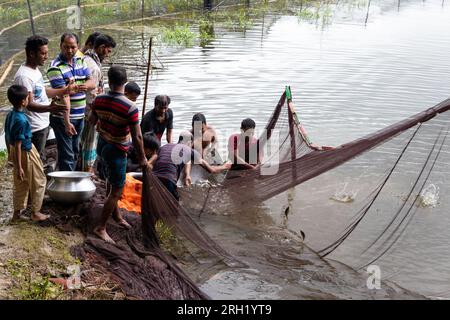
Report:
89,65,147,243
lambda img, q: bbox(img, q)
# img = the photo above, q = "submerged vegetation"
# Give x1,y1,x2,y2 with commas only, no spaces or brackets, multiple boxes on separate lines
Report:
199,18,215,46
161,24,196,47
155,220,186,256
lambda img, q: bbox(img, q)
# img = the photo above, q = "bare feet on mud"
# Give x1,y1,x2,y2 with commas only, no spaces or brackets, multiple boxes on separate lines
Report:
93,227,116,244
31,212,50,222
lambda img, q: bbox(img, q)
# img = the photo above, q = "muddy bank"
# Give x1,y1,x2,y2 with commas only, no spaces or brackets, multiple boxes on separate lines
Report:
0,145,208,299
0,160,125,299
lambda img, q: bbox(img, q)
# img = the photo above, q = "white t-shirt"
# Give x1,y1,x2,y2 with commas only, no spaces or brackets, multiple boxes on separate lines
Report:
14,64,50,133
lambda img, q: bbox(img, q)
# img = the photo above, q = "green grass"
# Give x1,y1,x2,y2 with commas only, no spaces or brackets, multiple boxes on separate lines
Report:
6,259,64,300
0,149,7,168
297,7,319,20
1,223,83,299
296,1,335,27
219,8,254,31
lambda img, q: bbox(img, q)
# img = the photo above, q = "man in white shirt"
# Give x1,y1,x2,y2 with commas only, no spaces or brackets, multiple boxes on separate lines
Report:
14,35,72,161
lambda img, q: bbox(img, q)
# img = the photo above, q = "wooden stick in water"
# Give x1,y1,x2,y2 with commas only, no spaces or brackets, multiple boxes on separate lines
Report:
0,60,14,87
142,37,153,119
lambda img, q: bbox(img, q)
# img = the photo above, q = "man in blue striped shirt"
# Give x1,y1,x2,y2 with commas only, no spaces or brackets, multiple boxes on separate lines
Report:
47,33,95,171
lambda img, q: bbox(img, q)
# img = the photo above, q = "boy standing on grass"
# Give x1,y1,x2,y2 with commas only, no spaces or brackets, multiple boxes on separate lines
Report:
4,85,49,222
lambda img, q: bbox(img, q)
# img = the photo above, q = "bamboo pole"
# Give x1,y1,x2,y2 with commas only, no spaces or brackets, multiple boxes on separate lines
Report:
0,59,14,87
77,0,83,31
26,0,36,36
141,37,153,119
365,0,372,26
287,93,296,162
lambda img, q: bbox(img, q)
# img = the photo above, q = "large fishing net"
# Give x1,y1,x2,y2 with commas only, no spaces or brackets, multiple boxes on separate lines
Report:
72,87,450,298
179,88,450,295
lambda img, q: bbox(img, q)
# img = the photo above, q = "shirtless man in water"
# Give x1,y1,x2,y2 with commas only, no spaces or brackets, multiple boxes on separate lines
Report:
190,113,217,159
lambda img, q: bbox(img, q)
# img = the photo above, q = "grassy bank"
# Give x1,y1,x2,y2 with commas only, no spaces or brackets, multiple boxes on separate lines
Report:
0,149,189,299
0,156,87,299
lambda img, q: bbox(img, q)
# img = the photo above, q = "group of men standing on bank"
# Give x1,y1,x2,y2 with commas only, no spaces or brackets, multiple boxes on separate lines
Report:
16,33,116,173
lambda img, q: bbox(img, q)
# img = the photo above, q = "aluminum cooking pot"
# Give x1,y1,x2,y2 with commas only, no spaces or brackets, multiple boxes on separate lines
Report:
46,171,96,204
128,172,143,181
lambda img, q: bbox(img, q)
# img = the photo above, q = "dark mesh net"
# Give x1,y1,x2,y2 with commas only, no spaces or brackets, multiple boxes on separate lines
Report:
289,108,450,274
181,89,450,281
73,88,450,299
192,92,450,208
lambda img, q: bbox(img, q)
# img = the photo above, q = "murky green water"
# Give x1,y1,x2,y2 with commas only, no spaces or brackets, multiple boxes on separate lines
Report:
1,0,450,299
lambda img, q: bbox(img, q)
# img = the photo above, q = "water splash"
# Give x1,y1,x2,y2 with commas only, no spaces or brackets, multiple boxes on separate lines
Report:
418,184,439,208
330,182,358,203
194,179,218,188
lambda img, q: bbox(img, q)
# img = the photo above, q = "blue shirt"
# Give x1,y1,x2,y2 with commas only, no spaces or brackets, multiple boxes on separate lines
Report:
4,109,32,151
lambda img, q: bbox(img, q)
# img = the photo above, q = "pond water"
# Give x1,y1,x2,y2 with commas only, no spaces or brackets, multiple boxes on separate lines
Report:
1,0,450,298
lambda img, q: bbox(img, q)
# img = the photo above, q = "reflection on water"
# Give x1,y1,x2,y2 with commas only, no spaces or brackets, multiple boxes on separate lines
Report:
1,0,450,298
191,208,421,299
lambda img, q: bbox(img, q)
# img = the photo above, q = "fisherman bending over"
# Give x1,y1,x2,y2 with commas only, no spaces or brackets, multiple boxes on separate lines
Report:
150,131,230,201
126,132,160,173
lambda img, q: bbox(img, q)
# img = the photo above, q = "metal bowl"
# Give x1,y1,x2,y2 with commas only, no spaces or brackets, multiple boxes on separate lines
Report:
128,172,143,181
46,171,96,204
